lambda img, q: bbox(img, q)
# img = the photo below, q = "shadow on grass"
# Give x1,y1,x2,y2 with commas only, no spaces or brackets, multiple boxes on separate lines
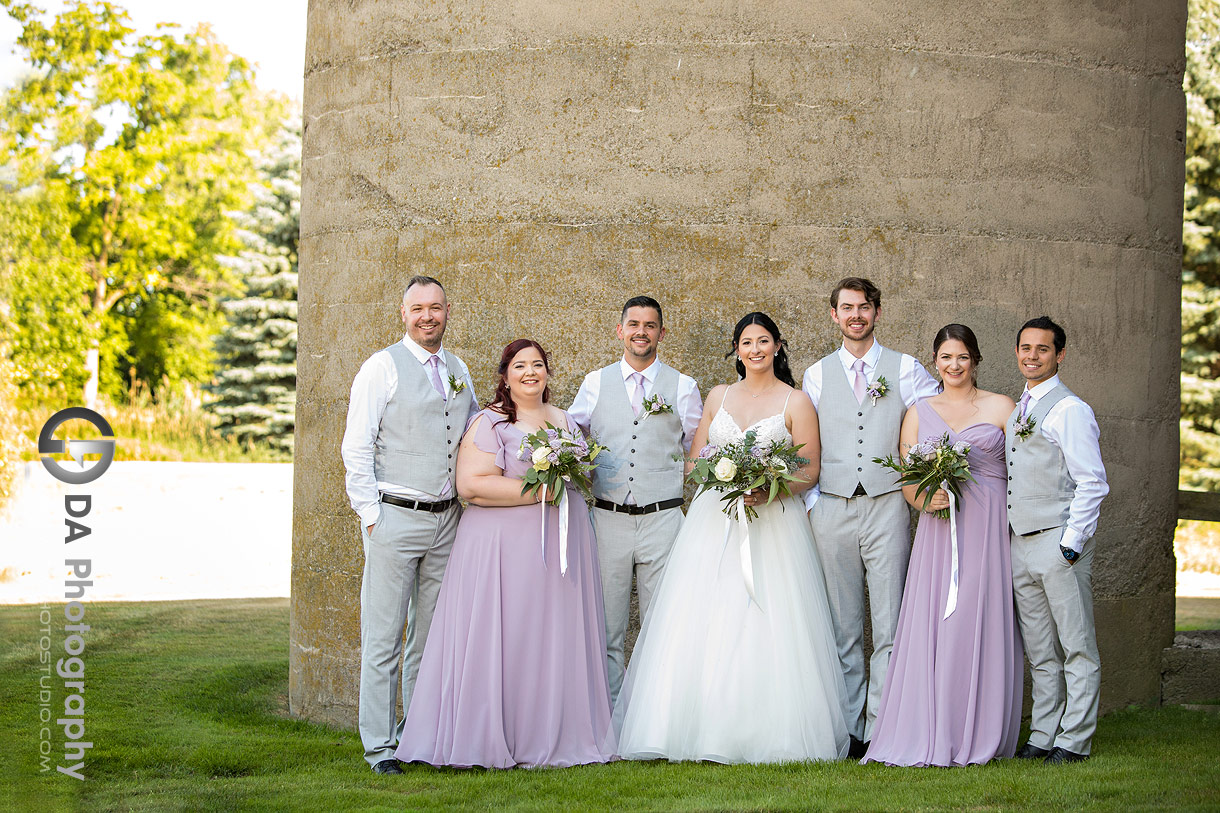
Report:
3,599,1219,812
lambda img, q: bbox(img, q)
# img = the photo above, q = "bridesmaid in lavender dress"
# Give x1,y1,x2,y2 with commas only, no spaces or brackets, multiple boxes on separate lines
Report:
395,339,616,768
863,324,1022,767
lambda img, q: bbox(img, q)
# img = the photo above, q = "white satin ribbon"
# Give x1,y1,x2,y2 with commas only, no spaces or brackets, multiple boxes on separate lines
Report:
942,480,959,620
538,483,570,576
721,495,760,607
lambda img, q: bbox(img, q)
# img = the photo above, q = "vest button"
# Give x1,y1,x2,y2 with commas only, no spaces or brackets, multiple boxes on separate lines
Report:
1011,447,1015,453
447,425,451,430
859,426,864,430
1008,490,1011,495
633,420,639,426
857,453,862,458
858,439,863,444
629,477,634,482
632,435,637,440
630,462,635,467
858,412,863,417
1009,461,1013,466
857,467,863,472
631,449,636,453
1007,504,1011,510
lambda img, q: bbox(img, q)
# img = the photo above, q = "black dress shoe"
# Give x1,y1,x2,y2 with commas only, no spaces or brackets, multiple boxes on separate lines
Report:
847,736,870,759
1014,743,1051,760
1044,747,1088,764
372,759,404,774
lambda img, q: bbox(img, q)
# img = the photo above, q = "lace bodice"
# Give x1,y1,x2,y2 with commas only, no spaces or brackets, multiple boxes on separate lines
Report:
709,407,792,448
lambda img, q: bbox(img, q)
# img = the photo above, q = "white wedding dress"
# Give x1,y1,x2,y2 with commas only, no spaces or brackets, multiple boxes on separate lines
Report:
614,404,850,763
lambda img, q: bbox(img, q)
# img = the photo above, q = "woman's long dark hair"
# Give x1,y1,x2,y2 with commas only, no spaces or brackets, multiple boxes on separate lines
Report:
726,312,796,387
932,323,982,386
487,338,551,424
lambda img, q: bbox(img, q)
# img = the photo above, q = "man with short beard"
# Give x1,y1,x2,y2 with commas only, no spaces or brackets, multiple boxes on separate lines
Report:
340,276,478,774
802,277,938,758
569,295,703,705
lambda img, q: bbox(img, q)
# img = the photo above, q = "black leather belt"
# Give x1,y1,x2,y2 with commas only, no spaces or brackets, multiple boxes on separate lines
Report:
594,498,684,516
1019,527,1058,538
380,493,457,513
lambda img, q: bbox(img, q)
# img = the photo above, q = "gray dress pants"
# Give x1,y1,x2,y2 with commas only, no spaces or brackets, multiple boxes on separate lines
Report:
592,505,683,706
1010,526,1100,755
809,490,910,742
357,501,460,766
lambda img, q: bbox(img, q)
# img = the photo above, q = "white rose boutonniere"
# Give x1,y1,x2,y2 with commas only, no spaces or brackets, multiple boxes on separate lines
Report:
448,373,466,395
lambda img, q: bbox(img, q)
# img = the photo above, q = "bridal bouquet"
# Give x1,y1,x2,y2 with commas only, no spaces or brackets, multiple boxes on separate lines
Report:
874,433,974,519
517,425,606,506
686,430,809,521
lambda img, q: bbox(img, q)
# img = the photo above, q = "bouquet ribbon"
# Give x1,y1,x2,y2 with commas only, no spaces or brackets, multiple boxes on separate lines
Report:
538,483,570,576
942,480,959,620
722,495,760,608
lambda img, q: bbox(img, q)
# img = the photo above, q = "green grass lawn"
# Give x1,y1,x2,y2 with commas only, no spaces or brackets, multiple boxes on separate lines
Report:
1,599,1217,812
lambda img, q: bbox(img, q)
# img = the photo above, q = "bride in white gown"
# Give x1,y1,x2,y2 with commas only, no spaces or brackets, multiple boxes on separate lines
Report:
615,312,849,764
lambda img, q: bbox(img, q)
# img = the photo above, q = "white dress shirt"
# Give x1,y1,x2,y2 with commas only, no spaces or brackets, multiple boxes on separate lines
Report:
801,340,940,510
569,357,703,504
341,336,478,527
1021,374,1109,553
802,341,940,410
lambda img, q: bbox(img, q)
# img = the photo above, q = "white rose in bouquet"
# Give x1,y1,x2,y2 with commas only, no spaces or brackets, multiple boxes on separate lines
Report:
532,446,552,470
714,457,738,482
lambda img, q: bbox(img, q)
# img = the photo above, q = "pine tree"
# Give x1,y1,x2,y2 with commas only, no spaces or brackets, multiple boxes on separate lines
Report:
1182,0,1220,489
208,116,300,455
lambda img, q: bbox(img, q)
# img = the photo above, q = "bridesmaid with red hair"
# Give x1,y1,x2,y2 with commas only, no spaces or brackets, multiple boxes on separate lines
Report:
396,339,617,768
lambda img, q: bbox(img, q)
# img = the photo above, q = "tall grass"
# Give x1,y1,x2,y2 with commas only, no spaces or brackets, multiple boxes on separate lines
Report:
1176,520,1220,575
11,395,290,465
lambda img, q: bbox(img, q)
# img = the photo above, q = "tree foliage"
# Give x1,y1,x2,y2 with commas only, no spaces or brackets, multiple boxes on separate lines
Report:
0,0,282,404
207,116,300,454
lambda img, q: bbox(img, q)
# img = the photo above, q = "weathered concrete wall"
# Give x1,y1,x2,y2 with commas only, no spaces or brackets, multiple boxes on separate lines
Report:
293,0,1185,728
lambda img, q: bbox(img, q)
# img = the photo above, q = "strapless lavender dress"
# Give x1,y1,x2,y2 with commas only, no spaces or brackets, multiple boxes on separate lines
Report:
863,399,1022,767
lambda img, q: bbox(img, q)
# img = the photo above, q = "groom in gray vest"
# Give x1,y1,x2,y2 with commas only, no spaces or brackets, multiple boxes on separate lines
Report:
340,276,478,773
569,295,703,704
803,277,939,757
1007,316,1108,764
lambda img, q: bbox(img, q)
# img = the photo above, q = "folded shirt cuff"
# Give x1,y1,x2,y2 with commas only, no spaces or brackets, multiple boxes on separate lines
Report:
1060,529,1085,554
357,505,381,527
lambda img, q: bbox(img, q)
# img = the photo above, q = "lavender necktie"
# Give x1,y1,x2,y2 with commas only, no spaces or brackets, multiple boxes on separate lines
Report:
1018,390,1031,419
427,355,447,401
630,372,645,416
851,358,867,405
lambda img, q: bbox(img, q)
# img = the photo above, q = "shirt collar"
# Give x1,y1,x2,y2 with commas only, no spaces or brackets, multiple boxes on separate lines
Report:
620,356,660,383
401,335,445,365
1025,374,1061,402
838,340,881,373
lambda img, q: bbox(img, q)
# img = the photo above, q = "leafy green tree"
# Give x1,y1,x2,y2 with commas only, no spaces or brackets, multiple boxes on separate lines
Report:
0,0,281,405
208,116,300,454
1183,0,1220,488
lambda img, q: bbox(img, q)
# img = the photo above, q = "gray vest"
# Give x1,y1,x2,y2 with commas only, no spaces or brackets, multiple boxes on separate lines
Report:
589,363,685,504
373,343,472,496
1005,382,1075,535
817,347,906,498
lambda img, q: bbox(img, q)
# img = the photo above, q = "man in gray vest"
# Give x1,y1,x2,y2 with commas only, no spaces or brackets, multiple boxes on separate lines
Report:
340,276,478,774
1007,316,1108,764
569,295,703,705
802,277,939,757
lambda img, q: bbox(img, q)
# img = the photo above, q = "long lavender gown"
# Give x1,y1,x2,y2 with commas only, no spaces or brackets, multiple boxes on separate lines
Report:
395,408,616,768
862,399,1022,767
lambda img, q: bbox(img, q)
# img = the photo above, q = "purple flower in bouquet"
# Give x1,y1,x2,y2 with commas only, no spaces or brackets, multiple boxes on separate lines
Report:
698,444,720,460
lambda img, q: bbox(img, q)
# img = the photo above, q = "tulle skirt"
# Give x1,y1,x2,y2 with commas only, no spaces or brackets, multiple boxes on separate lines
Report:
615,491,850,763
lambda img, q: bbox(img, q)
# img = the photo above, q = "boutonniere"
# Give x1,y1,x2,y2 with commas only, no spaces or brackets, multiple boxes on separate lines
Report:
447,373,466,395
865,376,889,407
640,393,673,422
1014,414,1037,441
